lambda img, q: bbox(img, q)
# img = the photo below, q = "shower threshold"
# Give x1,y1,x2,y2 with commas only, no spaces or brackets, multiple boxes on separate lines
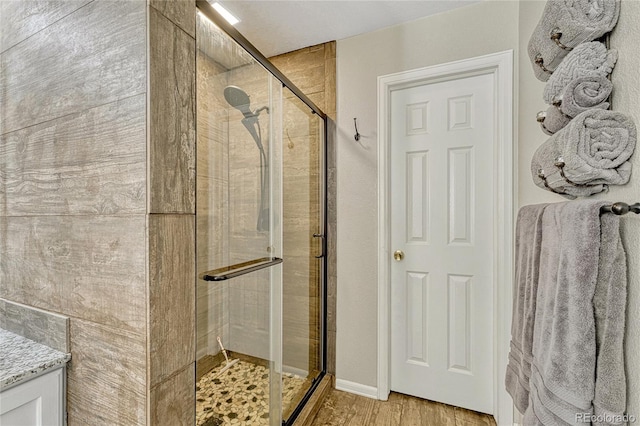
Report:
196,353,316,425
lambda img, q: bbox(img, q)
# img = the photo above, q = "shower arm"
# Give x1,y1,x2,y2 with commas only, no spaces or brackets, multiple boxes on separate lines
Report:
254,106,269,115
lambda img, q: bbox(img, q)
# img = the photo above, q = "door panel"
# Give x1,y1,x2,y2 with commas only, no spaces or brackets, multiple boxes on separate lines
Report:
406,151,429,243
406,270,429,365
390,73,494,414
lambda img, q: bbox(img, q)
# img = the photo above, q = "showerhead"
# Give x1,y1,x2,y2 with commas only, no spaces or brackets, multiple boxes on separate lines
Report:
223,86,270,233
224,85,253,118
224,85,266,152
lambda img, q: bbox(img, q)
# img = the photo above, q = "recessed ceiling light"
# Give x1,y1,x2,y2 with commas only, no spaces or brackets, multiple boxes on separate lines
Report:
212,2,240,26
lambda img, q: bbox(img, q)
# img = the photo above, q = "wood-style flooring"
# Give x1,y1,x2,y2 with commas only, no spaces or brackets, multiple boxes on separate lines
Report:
308,389,496,426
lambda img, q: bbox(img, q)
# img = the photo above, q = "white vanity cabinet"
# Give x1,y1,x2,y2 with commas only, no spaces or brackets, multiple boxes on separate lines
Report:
0,367,66,426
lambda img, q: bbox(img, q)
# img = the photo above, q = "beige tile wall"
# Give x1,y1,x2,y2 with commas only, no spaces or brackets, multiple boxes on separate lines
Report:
0,0,92,54
0,0,197,424
148,214,196,387
149,363,196,425
0,1,149,424
149,5,196,215
0,299,70,353
67,318,147,425
147,1,196,425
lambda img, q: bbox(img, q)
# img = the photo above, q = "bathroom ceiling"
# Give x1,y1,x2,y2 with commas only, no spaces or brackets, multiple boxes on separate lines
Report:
220,0,480,57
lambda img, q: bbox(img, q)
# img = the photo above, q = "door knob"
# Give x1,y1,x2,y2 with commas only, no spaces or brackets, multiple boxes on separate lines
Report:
393,250,405,261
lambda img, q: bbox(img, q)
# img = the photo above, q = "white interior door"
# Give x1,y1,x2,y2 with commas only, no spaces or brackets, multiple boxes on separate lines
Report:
390,72,495,414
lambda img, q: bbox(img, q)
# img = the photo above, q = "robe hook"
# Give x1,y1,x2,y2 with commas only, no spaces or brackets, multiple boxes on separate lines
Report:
353,118,361,141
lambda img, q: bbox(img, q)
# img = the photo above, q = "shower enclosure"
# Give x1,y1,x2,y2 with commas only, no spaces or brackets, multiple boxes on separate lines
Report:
195,2,327,425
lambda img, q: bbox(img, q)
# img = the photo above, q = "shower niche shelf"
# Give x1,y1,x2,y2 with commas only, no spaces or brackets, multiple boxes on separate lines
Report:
201,257,283,281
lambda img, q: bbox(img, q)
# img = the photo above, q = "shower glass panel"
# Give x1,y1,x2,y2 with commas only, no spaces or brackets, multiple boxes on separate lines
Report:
195,8,326,426
196,13,283,426
281,87,324,423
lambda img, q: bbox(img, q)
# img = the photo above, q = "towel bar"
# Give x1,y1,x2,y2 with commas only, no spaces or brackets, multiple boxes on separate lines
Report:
201,257,283,281
600,202,640,215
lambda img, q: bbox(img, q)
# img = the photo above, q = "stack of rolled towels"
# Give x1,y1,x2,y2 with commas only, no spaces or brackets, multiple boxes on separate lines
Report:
527,0,636,198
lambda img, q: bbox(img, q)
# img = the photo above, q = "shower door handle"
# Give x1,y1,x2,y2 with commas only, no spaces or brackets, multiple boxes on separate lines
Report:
313,233,326,259
201,257,283,281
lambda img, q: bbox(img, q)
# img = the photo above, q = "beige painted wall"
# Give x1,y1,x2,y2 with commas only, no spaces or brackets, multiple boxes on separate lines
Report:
337,0,639,419
518,0,640,418
335,0,520,389
608,4,640,415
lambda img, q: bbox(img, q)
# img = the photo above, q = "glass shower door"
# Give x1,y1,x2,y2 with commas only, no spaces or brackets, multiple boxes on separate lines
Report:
195,13,283,425
195,5,327,425
281,87,324,423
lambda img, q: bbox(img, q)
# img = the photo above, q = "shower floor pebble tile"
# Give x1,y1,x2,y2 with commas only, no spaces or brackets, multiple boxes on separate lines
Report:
196,359,309,425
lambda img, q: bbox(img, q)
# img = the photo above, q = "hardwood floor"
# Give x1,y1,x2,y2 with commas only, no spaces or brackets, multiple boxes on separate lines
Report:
308,389,496,426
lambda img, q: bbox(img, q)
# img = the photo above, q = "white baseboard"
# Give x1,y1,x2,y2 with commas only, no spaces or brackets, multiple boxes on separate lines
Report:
335,379,378,399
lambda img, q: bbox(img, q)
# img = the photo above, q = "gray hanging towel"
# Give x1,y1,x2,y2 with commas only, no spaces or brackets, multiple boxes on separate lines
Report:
528,0,620,81
523,200,627,426
506,204,548,415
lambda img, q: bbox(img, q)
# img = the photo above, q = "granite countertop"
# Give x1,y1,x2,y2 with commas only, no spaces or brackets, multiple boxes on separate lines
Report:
0,328,71,390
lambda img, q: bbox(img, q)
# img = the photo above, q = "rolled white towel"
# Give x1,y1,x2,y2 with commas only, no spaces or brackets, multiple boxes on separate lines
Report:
528,0,620,81
531,109,636,198
538,75,612,135
561,75,613,116
543,42,617,105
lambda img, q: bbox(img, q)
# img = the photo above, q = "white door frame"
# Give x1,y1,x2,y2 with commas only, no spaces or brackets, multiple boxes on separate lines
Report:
376,50,515,425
